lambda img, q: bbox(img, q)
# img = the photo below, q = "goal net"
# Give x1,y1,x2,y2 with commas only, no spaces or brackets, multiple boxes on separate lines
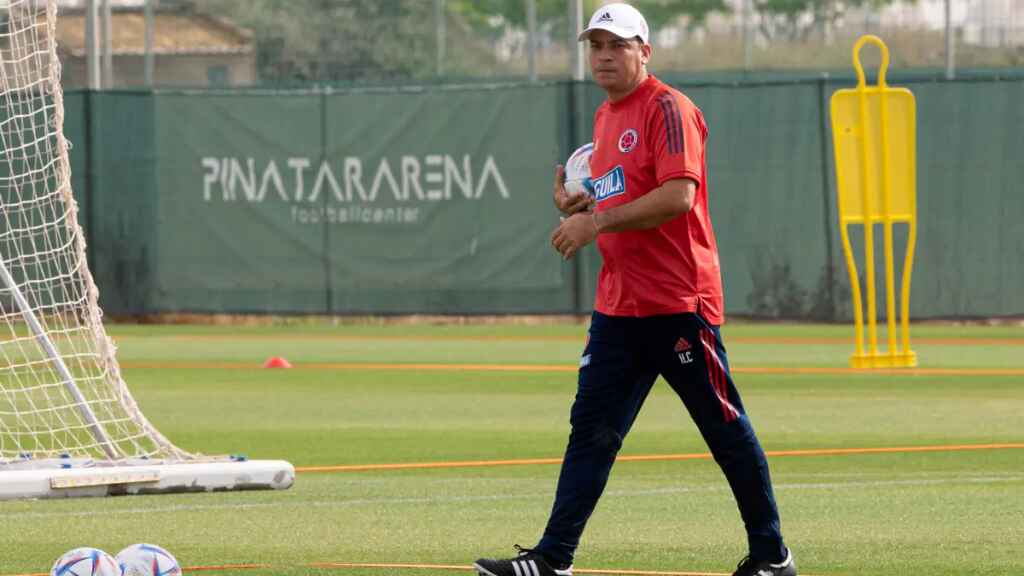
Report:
0,0,292,498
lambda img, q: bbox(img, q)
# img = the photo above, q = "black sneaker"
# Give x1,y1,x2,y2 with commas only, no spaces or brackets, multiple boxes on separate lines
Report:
474,545,573,576
732,548,797,576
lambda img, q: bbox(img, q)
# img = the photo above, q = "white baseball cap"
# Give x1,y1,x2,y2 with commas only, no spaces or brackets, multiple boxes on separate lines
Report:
578,3,650,45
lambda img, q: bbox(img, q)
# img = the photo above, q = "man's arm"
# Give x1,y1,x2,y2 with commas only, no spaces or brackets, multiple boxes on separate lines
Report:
550,178,696,260
593,178,695,233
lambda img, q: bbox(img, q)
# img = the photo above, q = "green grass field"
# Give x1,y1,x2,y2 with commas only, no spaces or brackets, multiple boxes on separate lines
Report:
2,321,1022,576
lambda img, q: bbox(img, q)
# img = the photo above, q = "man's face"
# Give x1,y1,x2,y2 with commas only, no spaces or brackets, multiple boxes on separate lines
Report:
587,29,651,95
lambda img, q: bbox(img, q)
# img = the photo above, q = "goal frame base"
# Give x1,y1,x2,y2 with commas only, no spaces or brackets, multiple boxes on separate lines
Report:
0,459,294,500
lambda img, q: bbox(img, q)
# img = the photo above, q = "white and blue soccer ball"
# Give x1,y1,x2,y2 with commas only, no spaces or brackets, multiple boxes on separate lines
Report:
563,142,594,198
50,547,120,576
116,543,182,576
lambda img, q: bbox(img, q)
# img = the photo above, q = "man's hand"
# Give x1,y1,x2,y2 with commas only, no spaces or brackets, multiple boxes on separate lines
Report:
551,212,598,260
553,164,596,215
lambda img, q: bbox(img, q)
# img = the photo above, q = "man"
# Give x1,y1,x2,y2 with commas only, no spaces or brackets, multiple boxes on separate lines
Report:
473,4,796,576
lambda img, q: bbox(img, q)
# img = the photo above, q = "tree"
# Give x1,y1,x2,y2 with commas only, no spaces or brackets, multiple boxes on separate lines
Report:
448,0,569,31
194,0,442,83
192,1,743,84
753,0,903,41
631,0,730,30
449,0,730,39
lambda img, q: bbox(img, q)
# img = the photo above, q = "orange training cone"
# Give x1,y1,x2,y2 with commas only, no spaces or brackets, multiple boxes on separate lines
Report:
263,356,292,369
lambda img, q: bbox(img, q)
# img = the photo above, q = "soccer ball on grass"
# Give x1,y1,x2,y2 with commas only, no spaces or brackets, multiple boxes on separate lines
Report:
116,543,182,576
50,548,120,576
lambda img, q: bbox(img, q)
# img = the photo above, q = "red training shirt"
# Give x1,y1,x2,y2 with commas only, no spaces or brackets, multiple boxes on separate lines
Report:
589,74,725,324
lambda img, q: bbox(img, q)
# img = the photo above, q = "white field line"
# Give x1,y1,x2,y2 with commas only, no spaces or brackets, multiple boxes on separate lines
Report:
5,474,1022,520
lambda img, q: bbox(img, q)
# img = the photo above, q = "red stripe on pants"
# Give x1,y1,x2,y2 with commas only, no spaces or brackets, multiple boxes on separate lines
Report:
700,329,738,423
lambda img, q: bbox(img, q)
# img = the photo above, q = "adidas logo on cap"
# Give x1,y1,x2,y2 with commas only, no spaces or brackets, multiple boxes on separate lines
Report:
580,3,650,45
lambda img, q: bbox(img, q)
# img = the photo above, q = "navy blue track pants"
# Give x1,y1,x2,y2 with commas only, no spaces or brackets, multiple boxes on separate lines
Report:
534,311,786,565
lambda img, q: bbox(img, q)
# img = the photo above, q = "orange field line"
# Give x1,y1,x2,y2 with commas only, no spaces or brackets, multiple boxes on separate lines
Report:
312,562,742,576
121,334,1024,346
122,361,578,372
118,361,1024,376
734,366,1024,376
159,334,585,342
5,563,779,576
295,443,1024,473
310,562,475,573
740,336,1024,346
183,565,271,573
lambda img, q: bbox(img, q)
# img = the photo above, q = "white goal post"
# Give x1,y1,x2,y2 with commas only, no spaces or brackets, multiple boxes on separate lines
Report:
0,0,292,499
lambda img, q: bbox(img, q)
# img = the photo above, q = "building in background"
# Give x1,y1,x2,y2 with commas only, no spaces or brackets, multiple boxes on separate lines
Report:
53,0,254,87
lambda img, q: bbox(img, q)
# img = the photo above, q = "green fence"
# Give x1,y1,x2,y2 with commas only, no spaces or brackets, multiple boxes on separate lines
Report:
69,84,575,315
60,74,1024,319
